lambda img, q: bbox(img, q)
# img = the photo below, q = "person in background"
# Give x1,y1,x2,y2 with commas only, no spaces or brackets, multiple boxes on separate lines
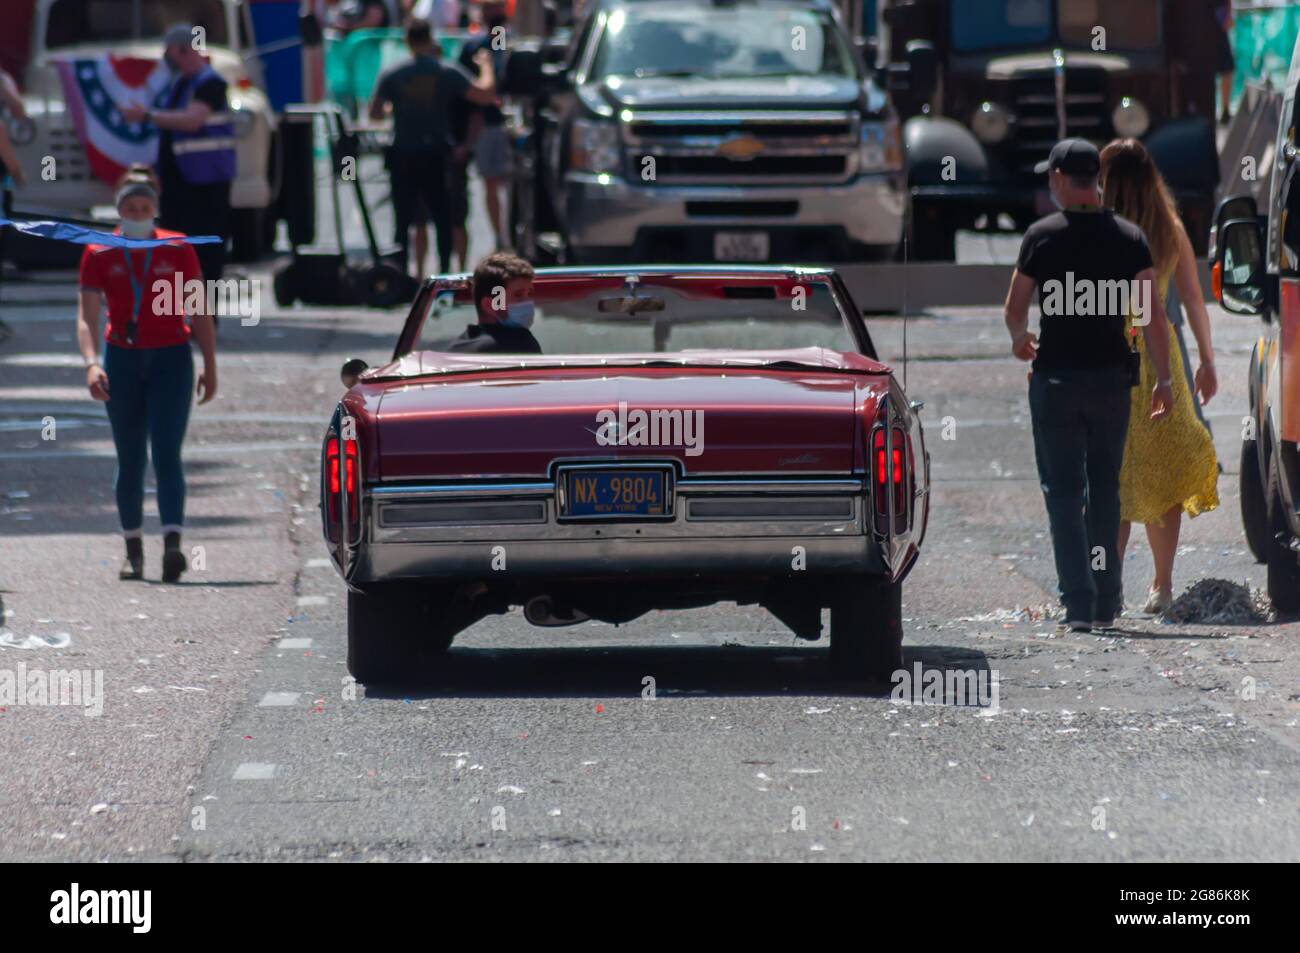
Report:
459,0,513,249
431,251,540,353
76,172,217,582
370,18,496,276
1004,138,1174,634
0,72,26,343
121,24,235,286
407,0,463,29
1214,1,1235,125
331,0,395,33
447,135,472,272
1101,139,1220,615
0,66,26,124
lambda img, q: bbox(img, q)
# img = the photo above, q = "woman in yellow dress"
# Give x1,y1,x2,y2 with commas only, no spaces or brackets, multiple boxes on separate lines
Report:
1099,139,1220,615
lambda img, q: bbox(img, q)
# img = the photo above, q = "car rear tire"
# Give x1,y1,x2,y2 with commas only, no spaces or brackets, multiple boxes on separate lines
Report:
1265,458,1300,613
830,578,904,684
1241,437,1271,564
347,583,454,684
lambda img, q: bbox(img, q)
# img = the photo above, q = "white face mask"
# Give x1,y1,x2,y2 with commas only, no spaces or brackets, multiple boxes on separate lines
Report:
120,217,155,239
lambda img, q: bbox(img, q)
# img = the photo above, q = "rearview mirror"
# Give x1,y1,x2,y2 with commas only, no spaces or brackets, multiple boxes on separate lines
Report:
1216,219,1265,315
598,295,666,315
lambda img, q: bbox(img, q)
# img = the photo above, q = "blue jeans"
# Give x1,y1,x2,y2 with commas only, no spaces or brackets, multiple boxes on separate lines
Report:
103,342,194,534
1029,366,1131,621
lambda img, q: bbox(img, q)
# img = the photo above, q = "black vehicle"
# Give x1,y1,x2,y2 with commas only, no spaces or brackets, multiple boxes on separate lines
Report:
1211,34,1300,613
884,0,1222,259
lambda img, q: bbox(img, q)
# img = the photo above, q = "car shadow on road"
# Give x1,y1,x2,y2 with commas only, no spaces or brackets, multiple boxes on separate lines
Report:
361,642,997,705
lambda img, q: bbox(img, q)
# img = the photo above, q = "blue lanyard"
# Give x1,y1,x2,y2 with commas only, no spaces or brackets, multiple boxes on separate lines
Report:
120,245,154,346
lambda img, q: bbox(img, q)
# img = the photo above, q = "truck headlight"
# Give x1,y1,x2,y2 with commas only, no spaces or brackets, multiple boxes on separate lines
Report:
972,101,1012,144
1112,97,1149,138
570,118,621,175
860,117,903,173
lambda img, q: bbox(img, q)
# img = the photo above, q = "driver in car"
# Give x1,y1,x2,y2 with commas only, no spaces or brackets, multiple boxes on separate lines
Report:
433,252,543,354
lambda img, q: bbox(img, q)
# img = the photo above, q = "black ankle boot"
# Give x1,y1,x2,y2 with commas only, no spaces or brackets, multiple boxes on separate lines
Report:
162,532,187,583
119,537,144,580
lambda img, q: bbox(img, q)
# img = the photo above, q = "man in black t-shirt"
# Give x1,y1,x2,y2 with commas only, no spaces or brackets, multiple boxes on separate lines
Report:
370,18,497,275
1003,138,1174,631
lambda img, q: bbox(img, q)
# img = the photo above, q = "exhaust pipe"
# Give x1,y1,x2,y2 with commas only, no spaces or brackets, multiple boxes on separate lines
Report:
524,596,590,627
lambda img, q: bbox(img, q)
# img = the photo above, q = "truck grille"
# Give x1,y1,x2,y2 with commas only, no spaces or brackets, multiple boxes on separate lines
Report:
1009,67,1109,178
623,110,858,185
45,121,91,182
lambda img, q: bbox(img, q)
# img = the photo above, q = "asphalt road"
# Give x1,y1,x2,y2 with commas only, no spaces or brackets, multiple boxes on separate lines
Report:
1,212,1298,861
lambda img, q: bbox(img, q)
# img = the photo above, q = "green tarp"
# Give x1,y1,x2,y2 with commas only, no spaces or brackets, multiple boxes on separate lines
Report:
1231,6,1300,103
325,28,472,116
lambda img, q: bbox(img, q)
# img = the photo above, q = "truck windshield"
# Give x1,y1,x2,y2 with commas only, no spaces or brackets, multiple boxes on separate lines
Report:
591,5,855,80
952,0,1162,52
1058,0,1161,50
45,0,230,50
951,0,1051,52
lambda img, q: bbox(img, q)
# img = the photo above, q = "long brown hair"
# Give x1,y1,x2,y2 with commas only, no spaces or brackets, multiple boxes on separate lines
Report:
1099,138,1182,276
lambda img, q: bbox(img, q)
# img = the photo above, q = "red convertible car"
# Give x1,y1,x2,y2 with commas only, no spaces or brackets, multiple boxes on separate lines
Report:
321,266,929,683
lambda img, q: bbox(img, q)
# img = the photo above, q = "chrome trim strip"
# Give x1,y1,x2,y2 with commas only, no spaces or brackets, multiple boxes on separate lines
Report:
678,478,865,494
369,482,555,498
368,477,866,498
625,110,858,124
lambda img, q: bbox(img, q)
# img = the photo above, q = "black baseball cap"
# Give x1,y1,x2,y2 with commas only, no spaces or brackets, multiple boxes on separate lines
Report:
1034,138,1101,176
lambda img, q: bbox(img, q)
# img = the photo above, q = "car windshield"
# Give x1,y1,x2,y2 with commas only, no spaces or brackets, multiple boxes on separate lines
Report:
951,0,1161,52
45,0,230,50
590,5,855,80
415,274,862,357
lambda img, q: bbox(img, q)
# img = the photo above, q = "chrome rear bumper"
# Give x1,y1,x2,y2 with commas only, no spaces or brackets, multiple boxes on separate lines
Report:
343,476,883,582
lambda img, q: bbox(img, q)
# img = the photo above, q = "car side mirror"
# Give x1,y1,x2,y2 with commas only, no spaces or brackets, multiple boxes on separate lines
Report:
1212,194,1258,252
1215,219,1266,315
341,358,369,388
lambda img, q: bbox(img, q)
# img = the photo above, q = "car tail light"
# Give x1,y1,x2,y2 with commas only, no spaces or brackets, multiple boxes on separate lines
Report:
324,433,359,543
871,423,913,535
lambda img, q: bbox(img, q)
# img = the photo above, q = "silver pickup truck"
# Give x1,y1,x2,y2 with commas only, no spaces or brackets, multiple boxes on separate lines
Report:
509,0,906,264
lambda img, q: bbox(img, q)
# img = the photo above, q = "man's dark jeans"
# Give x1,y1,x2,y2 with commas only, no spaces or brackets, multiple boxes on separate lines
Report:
1028,366,1131,622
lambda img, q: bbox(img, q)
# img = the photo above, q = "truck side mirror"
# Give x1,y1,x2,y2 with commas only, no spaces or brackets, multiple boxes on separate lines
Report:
905,41,938,103
1215,219,1266,315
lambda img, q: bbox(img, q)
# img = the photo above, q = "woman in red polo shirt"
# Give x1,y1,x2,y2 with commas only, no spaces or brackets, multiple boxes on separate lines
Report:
75,172,217,581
